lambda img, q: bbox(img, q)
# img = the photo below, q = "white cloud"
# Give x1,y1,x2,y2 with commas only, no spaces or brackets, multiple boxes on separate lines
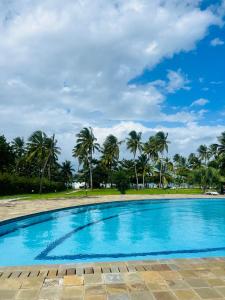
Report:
210,37,224,46
0,0,223,160
92,121,225,159
191,98,209,106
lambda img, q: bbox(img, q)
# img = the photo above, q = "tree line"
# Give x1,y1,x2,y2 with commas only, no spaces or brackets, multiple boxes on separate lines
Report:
0,131,73,194
1,128,225,195
73,128,225,193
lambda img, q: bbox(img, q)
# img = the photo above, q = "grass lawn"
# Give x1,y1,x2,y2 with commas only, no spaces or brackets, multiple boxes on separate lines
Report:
0,188,203,200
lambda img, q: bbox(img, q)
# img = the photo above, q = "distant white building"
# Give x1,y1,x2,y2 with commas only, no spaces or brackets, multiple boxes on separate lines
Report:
72,182,86,189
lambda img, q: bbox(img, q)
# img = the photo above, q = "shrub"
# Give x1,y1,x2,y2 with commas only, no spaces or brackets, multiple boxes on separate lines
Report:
0,173,65,195
113,170,130,194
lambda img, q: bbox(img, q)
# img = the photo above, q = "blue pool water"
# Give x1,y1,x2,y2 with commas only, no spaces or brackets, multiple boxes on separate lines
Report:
1,198,225,266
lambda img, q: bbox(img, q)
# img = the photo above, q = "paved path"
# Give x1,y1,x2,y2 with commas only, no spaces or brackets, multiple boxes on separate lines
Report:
2,258,225,299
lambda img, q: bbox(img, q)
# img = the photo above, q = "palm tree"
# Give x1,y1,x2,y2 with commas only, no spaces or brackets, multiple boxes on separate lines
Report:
137,154,149,187
101,135,122,187
197,144,209,165
44,135,61,181
11,137,25,173
188,153,201,169
143,136,159,162
126,130,142,189
155,131,170,187
73,127,100,189
27,131,60,193
208,144,219,160
61,160,74,188
217,132,225,155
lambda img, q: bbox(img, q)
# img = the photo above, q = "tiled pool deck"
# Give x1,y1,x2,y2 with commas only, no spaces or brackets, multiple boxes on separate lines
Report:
1,194,225,299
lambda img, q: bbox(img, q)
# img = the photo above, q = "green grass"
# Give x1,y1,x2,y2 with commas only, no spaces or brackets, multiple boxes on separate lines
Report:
0,188,203,200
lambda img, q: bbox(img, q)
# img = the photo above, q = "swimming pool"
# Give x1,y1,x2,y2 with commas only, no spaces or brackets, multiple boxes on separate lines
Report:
1,198,225,266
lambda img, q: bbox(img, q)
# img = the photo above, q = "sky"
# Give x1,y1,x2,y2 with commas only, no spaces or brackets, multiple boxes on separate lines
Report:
0,0,225,163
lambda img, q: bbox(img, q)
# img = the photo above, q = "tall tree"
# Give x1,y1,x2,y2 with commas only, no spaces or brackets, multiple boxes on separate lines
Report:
155,131,170,187
143,136,159,162
101,135,122,186
11,137,25,173
61,160,74,188
217,132,225,155
197,144,209,165
73,127,99,189
27,131,60,193
126,130,142,189
0,135,14,172
137,154,149,187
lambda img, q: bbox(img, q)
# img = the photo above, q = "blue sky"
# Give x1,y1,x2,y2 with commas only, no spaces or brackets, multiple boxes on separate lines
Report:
131,23,225,128
0,0,225,161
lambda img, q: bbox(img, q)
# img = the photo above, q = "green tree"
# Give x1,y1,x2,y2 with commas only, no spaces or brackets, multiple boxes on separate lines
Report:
113,170,130,194
101,135,122,187
11,137,25,174
27,131,60,193
73,127,100,189
188,153,201,169
61,160,74,188
0,135,14,172
197,144,209,165
155,131,170,187
126,130,142,189
137,154,149,187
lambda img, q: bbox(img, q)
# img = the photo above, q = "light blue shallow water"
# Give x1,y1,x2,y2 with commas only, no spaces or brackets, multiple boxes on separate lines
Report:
1,198,225,266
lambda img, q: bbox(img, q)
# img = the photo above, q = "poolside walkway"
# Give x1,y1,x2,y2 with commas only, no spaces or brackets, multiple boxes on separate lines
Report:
1,194,225,299
2,258,225,299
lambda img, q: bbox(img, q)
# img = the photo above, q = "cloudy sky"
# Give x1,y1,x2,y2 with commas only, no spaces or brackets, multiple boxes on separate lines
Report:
0,0,225,162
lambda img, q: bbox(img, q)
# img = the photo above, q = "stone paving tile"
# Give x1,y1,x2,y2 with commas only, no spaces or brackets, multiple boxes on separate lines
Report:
15,288,40,300
186,278,210,288
159,270,182,280
106,284,128,295
38,287,62,300
123,272,143,283
21,277,44,289
0,278,22,290
206,279,225,287
103,273,125,284
153,290,178,300
61,286,83,298
0,289,17,300
194,287,223,299
84,274,103,285
84,296,107,300
166,279,190,290
63,275,84,286
107,294,130,300
127,282,148,292
147,279,169,291
215,287,225,297
130,291,155,300
43,278,63,288
139,270,163,282
174,289,201,300
84,284,106,296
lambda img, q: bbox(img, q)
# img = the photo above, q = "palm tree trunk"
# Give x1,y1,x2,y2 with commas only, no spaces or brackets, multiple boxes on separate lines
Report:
134,155,139,189
159,159,162,188
142,171,145,187
39,152,51,194
89,153,93,189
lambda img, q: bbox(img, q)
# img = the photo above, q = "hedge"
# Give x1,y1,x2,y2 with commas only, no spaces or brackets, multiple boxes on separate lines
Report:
0,173,65,195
